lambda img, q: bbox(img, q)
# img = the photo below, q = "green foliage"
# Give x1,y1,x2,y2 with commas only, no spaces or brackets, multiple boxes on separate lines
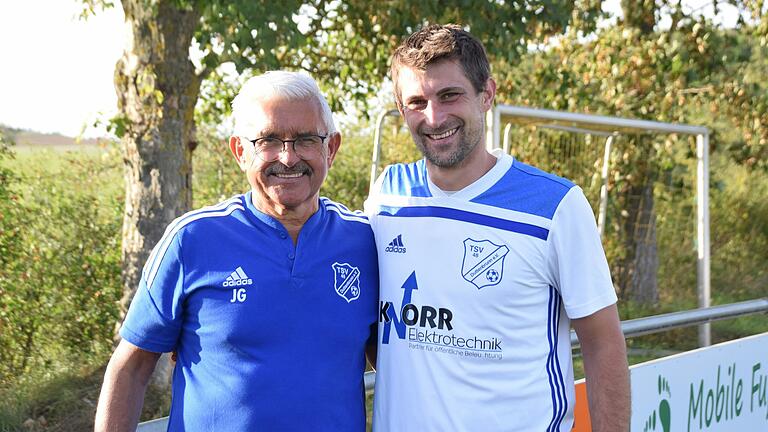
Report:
294,0,600,113
0,362,171,431
616,150,768,351
323,121,420,211
709,155,768,300
0,363,104,431
498,13,768,169
0,131,23,283
176,0,603,116
321,130,374,211
192,122,245,206
496,6,767,304
77,0,115,19
195,68,244,130
194,0,305,76
0,131,25,385
0,146,123,388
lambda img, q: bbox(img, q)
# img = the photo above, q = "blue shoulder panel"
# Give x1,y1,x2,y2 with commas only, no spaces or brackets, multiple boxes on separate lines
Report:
472,159,575,220
379,160,432,197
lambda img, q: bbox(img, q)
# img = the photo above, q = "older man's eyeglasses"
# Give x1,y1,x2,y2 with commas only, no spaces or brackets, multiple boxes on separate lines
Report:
249,134,328,162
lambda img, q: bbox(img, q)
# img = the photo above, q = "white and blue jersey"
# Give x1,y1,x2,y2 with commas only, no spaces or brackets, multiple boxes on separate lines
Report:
366,150,616,432
121,192,378,431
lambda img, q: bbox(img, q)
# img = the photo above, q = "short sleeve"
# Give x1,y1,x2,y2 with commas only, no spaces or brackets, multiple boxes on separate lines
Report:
546,187,617,319
119,233,186,353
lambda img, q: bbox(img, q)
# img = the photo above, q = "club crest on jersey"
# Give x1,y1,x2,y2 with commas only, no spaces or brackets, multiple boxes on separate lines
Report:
332,262,361,303
461,238,510,289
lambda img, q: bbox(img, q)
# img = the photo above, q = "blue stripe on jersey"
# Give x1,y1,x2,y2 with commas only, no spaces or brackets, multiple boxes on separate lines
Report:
471,159,575,220
322,198,369,224
143,196,243,277
143,197,245,290
143,195,243,274
378,160,432,197
378,206,549,240
546,286,568,431
554,290,568,430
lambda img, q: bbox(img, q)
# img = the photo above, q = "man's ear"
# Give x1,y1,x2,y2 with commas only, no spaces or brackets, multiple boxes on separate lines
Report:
325,132,342,168
229,136,248,170
481,78,497,111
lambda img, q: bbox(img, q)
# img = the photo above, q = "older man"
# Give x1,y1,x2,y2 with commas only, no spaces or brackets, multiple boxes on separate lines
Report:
366,25,630,431
96,71,378,431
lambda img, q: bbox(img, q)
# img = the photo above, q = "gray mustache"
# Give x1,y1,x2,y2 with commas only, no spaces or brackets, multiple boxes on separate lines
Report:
265,162,312,176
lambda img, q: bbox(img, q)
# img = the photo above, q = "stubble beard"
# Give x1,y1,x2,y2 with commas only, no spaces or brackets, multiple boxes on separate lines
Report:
413,121,484,169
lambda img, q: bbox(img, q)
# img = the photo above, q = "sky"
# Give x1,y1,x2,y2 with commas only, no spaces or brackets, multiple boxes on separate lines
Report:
0,1,126,138
0,1,742,139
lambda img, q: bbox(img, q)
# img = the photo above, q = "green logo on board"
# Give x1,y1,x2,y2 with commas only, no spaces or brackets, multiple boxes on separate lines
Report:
644,375,672,432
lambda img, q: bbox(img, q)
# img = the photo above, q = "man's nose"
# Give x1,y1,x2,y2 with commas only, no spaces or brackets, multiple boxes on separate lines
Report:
277,142,301,166
423,100,447,127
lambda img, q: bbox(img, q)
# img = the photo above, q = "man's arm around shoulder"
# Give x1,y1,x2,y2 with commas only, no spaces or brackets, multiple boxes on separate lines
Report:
95,339,161,432
572,303,630,432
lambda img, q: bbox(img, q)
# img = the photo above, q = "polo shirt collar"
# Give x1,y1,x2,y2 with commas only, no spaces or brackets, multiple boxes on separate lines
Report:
243,191,324,237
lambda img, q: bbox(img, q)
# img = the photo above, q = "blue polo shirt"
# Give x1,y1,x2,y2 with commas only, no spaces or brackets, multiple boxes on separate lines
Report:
120,192,378,431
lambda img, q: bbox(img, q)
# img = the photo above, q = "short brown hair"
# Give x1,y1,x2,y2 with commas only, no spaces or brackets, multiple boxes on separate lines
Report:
390,24,491,108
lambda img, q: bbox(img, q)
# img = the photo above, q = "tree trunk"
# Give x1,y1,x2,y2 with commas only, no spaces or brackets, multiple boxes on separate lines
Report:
616,178,660,306
115,0,201,387
627,181,659,304
614,0,661,304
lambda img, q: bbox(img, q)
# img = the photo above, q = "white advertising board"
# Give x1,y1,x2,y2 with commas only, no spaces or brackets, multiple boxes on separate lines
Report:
630,332,768,432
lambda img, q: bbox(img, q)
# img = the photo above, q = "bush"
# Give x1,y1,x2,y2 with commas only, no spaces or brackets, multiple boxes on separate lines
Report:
709,155,768,301
192,124,245,207
0,144,123,388
0,132,25,384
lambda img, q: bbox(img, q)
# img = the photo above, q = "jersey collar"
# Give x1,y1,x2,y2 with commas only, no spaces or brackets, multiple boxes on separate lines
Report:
427,149,513,201
243,191,324,238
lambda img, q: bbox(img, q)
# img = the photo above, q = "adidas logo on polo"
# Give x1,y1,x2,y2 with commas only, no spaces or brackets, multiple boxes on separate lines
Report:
222,266,253,287
385,234,406,253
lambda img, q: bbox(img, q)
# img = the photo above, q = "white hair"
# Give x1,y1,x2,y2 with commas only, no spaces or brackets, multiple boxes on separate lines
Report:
231,71,337,137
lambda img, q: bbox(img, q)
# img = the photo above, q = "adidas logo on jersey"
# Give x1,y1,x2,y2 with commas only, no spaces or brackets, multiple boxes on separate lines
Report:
222,266,253,287
385,234,407,253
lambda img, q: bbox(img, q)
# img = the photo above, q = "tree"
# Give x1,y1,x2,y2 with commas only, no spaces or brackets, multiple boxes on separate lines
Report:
495,1,767,305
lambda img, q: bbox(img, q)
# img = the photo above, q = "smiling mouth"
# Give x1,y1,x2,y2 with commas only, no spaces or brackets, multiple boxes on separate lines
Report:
266,162,311,179
273,172,305,179
425,127,459,141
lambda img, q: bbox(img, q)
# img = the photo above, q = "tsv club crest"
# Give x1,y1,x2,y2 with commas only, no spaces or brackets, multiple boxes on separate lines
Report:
461,239,510,289
332,262,361,303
